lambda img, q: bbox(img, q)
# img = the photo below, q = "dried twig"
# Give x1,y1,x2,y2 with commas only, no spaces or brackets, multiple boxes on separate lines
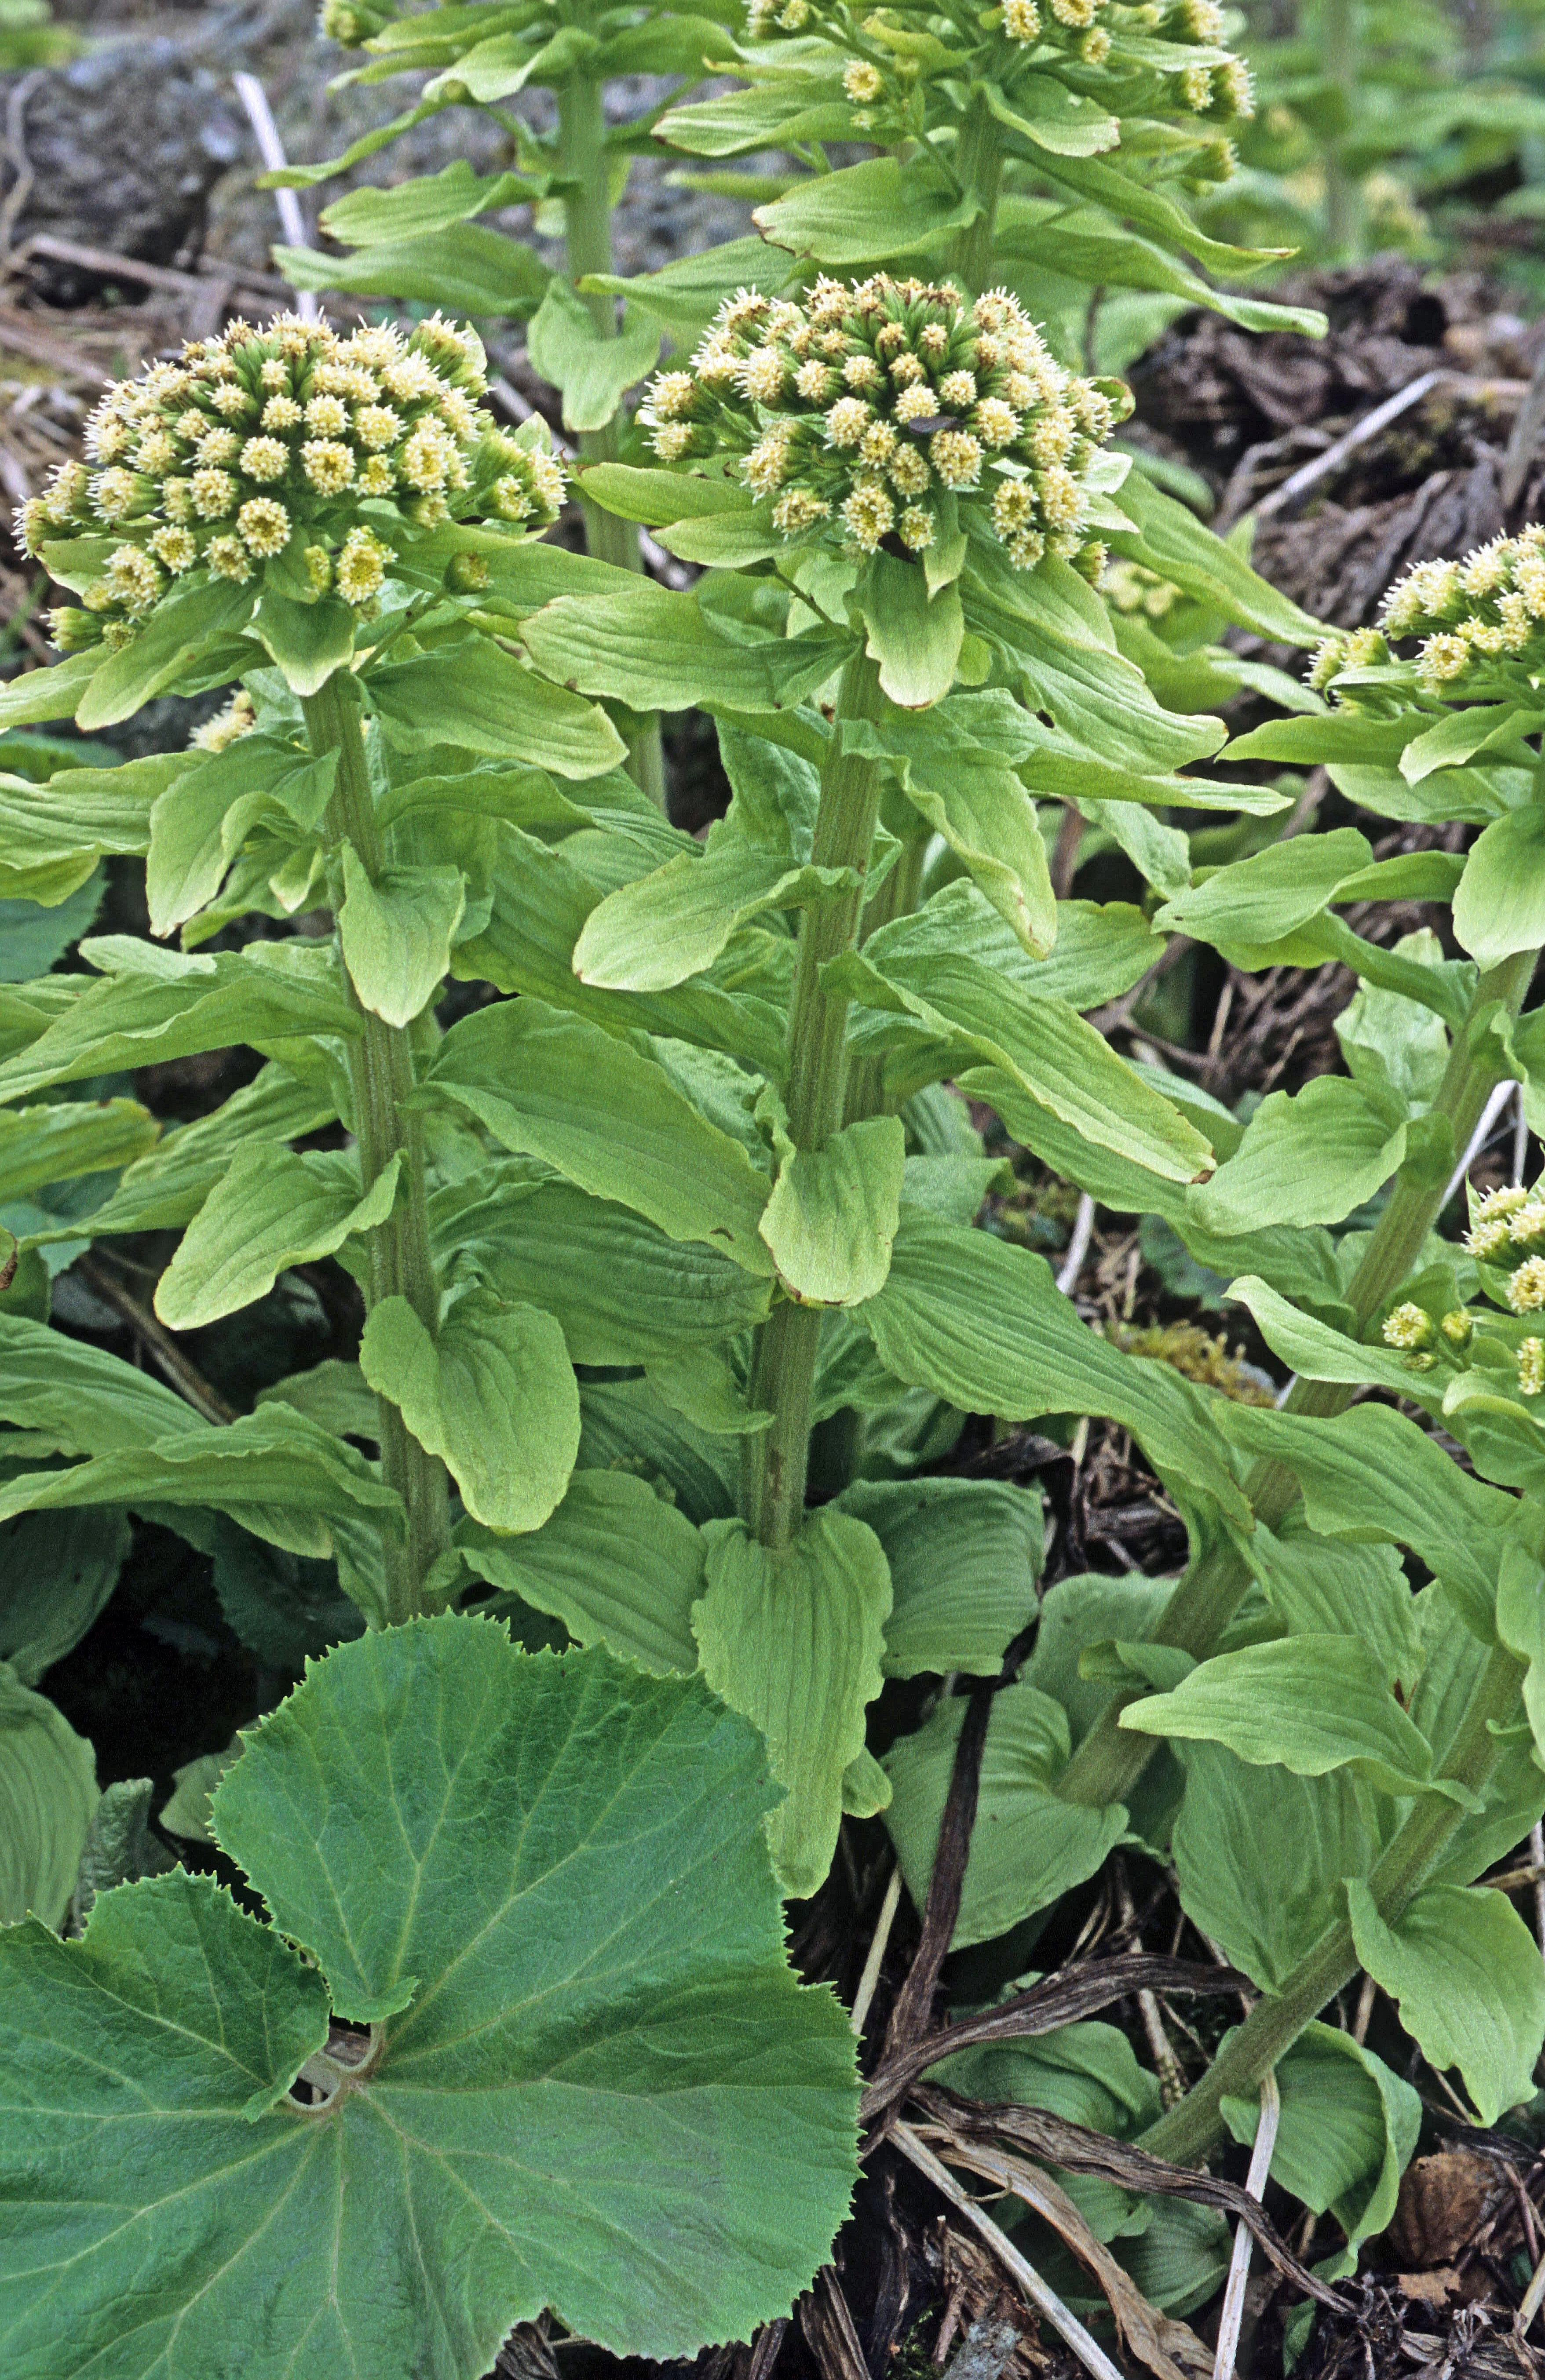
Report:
911,2085,1349,2312
851,1863,903,2037
892,2122,1128,2380
1055,1195,1097,1297
1212,2071,1280,2380
232,72,319,326
918,2123,1212,2380
862,1954,1252,2122
879,1684,993,2072
77,1255,237,1425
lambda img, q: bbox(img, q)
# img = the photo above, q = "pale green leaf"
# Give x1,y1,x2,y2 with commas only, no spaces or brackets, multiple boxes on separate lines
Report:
367,636,626,776
1225,1275,1432,1406
838,1477,1043,1678
1220,2024,1419,2252
883,1680,1125,1947
519,581,840,715
339,846,465,1027
0,1507,130,1687
1347,1877,1545,2125
760,1115,904,1305
0,1405,403,1562
0,1619,859,2369
836,949,1213,1184
319,160,534,244
160,1739,242,1845
694,1509,891,1897
0,752,170,904
1121,1635,1436,1794
275,221,550,313
848,696,1056,955
1216,1401,1515,1636
360,1288,579,1535
984,75,1119,156
0,1098,158,1206
247,590,358,696
526,277,661,434
753,157,978,265
1242,1514,1421,1690
75,581,256,732
452,824,789,1081
156,1145,401,1332
1172,1744,1376,1993
69,1066,335,1242
858,559,964,709
458,1470,703,1674
1188,1077,1406,1235
852,882,1160,1017
0,943,356,1105
860,1209,1249,1521
441,1165,774,1363
0,1311,205,1452
0,1662,97,1928
0,650,99,731
573,824,852,995
1102,470,1322,646
146,737,337,937
1452,804,1545,969
429,997,774,1272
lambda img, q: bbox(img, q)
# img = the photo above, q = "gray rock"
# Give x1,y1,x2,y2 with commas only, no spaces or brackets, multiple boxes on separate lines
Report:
0,39,243,298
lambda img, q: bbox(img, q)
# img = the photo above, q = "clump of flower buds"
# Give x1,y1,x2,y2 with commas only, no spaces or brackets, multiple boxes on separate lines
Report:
19,312,565,654
1463,1183,1545,1327
641,275,1127,574
1311,527,1545,701
191,690,259,753
745,0,1251,142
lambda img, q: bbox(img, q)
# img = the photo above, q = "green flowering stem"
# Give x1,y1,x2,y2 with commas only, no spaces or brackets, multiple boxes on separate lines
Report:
557,69,668,813
1321,0,1361,258
946,83,1005,294
302,669,453,1624
741,649,889,1549
1137,1639,1525,2165
1056,945,1539,1812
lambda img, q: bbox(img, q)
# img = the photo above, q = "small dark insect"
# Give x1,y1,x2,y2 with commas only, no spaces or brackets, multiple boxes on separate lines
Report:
903,413,957,436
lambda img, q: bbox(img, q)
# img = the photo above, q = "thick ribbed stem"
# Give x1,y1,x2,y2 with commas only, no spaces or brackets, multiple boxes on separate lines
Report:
558,71,667,811
303,673,453,1623
1057,947,1538,1811
946,84,1004,292
1139,1642,1525,2164
741,652,889,1549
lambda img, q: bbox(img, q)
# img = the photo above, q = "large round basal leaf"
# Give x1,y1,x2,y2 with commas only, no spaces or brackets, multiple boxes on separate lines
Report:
0,1618,858,2377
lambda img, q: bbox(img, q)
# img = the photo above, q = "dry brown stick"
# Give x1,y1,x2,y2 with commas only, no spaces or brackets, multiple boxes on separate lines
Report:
862,1954,1252,2122
799,2269,869,2380
77,1254,237,1425
912,2084,1350,2312
878,1682,993,2074
893,2124,1128,2380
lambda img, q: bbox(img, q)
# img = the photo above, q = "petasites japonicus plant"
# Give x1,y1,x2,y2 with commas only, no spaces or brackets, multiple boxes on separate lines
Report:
0,318,866,2368
646,0,1328,357
492,266,1355,1901
966,528,1545,2172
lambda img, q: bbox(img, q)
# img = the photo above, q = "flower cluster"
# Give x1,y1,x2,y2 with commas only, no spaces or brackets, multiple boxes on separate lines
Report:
1379,1298,1474,1372
745,0,1252,146
1465,1184,1545,1308
19,312,565,653
641,276,1126,573
1311,527,1545,700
